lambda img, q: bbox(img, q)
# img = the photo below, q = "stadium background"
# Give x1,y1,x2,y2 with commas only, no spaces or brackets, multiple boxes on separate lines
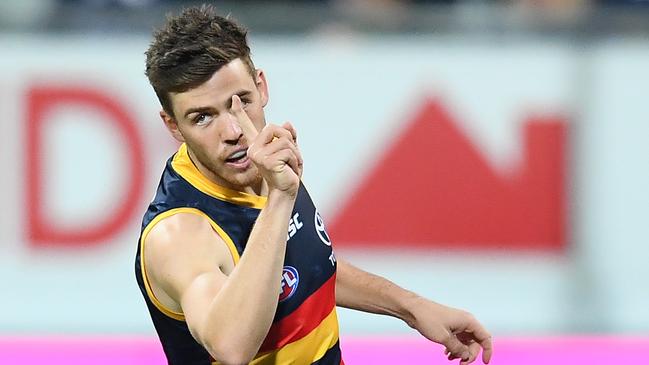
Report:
1,0,648,363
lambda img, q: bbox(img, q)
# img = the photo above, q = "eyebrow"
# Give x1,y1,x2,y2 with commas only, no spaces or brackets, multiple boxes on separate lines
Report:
183,106,218,119
182,90,252,119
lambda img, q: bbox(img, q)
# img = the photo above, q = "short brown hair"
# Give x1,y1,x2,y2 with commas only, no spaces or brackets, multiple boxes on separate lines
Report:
145,5,255,117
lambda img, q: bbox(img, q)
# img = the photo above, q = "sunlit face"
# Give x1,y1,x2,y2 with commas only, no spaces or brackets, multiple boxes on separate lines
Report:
161,58,269,193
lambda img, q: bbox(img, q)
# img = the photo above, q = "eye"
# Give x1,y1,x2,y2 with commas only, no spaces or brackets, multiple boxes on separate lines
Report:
194,113,213,126
240,98,251,108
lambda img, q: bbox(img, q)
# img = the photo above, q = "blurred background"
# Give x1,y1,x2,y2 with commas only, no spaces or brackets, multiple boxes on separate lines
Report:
1,0,648,363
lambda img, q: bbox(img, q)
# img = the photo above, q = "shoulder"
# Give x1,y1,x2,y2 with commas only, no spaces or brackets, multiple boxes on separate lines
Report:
149,210,215,239
143,211,234,300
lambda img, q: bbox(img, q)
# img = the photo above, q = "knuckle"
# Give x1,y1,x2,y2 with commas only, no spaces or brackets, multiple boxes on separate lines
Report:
261,124,273,134
277,138,296,150
439,333,453,345
250,150,263,163
275,127,290,139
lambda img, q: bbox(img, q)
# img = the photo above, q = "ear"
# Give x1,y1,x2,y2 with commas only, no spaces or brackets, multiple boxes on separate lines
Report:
255,69,269,107
160,110,185,143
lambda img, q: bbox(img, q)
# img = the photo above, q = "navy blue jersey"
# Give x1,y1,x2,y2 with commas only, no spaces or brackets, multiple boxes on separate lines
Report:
135,143,343,365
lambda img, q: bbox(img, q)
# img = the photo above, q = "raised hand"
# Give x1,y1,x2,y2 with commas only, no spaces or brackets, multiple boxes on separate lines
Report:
231,95,303,196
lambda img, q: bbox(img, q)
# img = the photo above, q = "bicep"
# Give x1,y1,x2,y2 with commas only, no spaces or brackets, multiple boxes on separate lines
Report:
144,212,232,340
335,258,362,307
180,270,228,345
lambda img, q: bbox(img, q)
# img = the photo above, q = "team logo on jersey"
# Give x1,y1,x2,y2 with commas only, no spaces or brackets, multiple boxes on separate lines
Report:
279,266,299,302
314,210,331,246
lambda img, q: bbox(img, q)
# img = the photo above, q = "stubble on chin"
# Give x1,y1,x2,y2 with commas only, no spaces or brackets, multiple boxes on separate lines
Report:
241,167,263,190
214,163,263,192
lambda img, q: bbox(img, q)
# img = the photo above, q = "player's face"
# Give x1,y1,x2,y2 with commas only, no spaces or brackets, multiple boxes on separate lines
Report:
162,58,269,193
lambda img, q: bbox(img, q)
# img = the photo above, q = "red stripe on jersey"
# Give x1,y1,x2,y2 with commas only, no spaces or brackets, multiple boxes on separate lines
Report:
259,273,336,353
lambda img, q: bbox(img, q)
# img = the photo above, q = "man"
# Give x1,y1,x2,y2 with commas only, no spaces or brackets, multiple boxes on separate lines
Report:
135,5,492,365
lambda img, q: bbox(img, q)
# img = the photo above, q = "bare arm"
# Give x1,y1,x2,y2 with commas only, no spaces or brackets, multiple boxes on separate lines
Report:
146,191,294,364
336,259,493,365
145,96,304,365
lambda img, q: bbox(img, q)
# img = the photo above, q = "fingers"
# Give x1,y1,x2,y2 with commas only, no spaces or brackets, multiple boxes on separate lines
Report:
460,342,481,365
248,124,303,178
231,93,297,148
480,336,493,364
281,122,298,143
247,124,292,159
257,124,295,146
230,95,303,180
443,333,470,364
269,148,300,174
259,134,303,173
445,331,491,365
467,321,492,364
231,95,259,142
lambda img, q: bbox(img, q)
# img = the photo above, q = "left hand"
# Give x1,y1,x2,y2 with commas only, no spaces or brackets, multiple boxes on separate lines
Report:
406,298,493,365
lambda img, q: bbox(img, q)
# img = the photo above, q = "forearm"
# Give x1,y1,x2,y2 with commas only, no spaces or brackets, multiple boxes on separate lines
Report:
336,259,493,364
336,259,421,327
203,190,295,361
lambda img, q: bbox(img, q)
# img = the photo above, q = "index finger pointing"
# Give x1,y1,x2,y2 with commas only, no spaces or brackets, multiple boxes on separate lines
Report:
231,95,258,142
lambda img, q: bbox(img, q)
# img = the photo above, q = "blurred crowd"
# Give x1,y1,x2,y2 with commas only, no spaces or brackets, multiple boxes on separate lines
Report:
1,0,648,34
56,0,649,8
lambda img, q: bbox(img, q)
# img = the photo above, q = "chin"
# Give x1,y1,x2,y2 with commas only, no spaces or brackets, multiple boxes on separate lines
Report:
225,169,262,190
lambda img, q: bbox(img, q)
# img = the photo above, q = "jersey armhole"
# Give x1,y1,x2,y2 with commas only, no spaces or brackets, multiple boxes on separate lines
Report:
140,207,242,320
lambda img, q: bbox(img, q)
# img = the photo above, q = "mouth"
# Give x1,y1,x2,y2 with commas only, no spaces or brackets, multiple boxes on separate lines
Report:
225,148,251,168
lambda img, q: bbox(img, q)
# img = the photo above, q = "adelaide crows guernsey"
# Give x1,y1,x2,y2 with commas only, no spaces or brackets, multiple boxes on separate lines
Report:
135,143,343,365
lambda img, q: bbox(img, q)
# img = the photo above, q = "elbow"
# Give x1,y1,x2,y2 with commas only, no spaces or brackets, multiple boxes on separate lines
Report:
203,336,258,365
207,347,256,365
212,355,252,365
191,320,261,364
216,348,254,365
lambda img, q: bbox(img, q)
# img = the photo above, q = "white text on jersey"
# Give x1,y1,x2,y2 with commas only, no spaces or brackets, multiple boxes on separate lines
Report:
287,212,303,241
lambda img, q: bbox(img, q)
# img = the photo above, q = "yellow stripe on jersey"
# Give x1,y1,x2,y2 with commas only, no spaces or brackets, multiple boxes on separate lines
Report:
172,143,268,209
140,207,241,320
213,308,339,365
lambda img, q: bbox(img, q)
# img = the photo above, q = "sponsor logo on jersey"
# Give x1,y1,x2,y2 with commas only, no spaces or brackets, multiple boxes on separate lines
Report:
279,266,299,302
287,212,303,241
314,210,331,246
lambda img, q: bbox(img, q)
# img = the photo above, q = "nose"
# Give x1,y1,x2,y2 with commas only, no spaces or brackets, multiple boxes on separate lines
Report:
222,111,244,145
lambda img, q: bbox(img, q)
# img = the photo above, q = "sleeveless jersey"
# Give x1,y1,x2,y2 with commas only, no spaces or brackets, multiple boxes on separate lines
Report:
135,143,343,365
